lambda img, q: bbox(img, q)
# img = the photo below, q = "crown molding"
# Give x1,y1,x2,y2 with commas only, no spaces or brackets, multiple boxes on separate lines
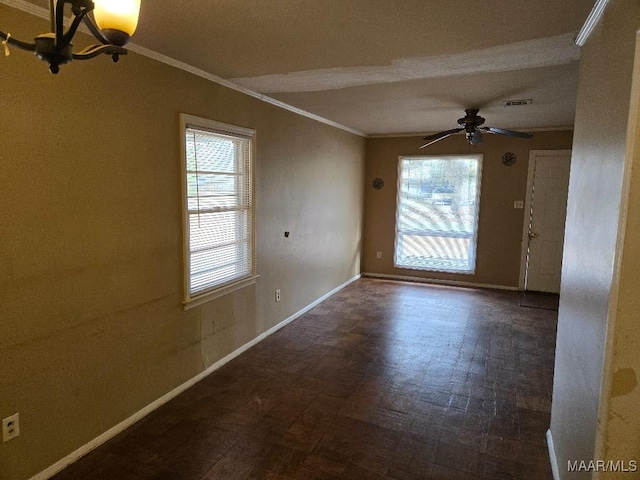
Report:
575,0,610,46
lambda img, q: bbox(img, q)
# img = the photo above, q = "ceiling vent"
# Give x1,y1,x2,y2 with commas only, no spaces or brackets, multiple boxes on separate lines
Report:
503,99,533,107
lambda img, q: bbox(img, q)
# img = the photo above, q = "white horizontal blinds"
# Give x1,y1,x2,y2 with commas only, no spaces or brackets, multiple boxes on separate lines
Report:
185,126,252,296
395,156,481,273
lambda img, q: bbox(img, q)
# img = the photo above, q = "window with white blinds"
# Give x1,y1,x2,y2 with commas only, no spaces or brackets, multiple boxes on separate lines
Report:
181,115,255,305
395,154,482,274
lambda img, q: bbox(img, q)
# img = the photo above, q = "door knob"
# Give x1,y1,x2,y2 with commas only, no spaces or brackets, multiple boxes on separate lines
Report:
529,232,539,239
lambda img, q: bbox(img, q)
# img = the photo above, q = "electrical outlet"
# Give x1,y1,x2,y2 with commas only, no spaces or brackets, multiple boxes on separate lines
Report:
514,201,524,209
2,413,19,443
376,251,383,259
275,289,281,302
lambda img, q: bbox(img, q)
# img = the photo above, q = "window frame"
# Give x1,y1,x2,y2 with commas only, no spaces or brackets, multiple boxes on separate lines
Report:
394,153,483,274
180,113,258,308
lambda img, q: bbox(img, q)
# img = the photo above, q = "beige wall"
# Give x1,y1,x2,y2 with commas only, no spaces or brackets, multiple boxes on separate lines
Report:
362,132,573,288
0,7,364,480
549,1,640,479
602,28,640,476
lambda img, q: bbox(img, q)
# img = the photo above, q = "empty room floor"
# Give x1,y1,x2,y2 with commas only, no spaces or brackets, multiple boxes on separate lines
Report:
52,278,556,480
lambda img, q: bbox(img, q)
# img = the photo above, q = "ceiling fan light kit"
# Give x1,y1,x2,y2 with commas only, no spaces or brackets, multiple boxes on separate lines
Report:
419,108,533,149
0,0,141,74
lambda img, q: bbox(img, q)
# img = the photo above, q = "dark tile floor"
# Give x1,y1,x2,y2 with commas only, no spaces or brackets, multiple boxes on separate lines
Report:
53,279,557,480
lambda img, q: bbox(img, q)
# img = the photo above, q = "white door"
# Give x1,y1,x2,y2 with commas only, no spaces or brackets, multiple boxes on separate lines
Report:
525,151,571,293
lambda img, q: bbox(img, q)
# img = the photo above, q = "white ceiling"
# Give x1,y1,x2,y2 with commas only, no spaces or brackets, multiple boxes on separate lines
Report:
17,0,596,136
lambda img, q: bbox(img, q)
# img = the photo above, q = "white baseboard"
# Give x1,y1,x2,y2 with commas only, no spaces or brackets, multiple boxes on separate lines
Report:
30,274,361,480
361,272,519,291
547,429,561,480
263,274,361,336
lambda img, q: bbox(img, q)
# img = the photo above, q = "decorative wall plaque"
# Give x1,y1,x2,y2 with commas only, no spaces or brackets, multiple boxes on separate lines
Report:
372,178,384,190
502,152,517,166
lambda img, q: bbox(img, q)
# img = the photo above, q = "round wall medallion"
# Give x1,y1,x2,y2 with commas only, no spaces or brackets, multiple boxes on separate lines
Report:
372,178,384,190
502,152,517,166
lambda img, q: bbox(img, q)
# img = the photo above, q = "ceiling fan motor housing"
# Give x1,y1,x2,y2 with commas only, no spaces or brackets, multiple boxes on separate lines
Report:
458,109,485,132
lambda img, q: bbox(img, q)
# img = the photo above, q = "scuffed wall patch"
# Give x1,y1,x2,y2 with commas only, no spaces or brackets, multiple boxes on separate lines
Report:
611,368,637,397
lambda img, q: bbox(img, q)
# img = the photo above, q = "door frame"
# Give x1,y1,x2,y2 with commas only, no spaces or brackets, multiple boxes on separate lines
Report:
518,149,573,291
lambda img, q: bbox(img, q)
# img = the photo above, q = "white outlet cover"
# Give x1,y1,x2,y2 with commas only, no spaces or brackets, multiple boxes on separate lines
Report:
2,413,19,442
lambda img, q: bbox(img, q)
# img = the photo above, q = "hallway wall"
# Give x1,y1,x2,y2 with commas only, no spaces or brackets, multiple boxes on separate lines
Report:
549,1,640,478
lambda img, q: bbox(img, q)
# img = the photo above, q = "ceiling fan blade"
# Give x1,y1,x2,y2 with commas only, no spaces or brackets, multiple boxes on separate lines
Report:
482,127,533,139
423,128,464,141
420,128,463,148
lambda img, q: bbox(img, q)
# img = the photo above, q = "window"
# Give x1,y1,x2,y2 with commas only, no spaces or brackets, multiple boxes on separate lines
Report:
395,154,482,274
181,114,256,306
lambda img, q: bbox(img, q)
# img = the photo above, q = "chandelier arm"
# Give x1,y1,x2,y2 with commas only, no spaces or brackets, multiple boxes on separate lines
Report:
59,13,88,48
0,30,36,52
57,2,91,49
49,0,55,32
72,44,127,60
54,0,66,47
82,16,110,45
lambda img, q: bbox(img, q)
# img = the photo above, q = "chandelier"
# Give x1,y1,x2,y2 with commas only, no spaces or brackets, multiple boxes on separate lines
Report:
0,0,141,74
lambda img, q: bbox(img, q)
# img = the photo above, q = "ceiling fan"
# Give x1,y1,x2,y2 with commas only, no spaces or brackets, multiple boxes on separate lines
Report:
420,108,533,148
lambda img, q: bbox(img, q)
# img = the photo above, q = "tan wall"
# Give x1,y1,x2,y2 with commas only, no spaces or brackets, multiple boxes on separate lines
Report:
549,1,640,478
362,132,573,288
603,28,640,476
0,7,364,480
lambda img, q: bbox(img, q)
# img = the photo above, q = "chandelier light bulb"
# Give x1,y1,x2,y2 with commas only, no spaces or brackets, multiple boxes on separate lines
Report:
93,0,141,46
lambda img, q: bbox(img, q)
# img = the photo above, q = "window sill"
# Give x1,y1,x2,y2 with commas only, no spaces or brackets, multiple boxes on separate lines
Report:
183,275,259,310
394,264,476,275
